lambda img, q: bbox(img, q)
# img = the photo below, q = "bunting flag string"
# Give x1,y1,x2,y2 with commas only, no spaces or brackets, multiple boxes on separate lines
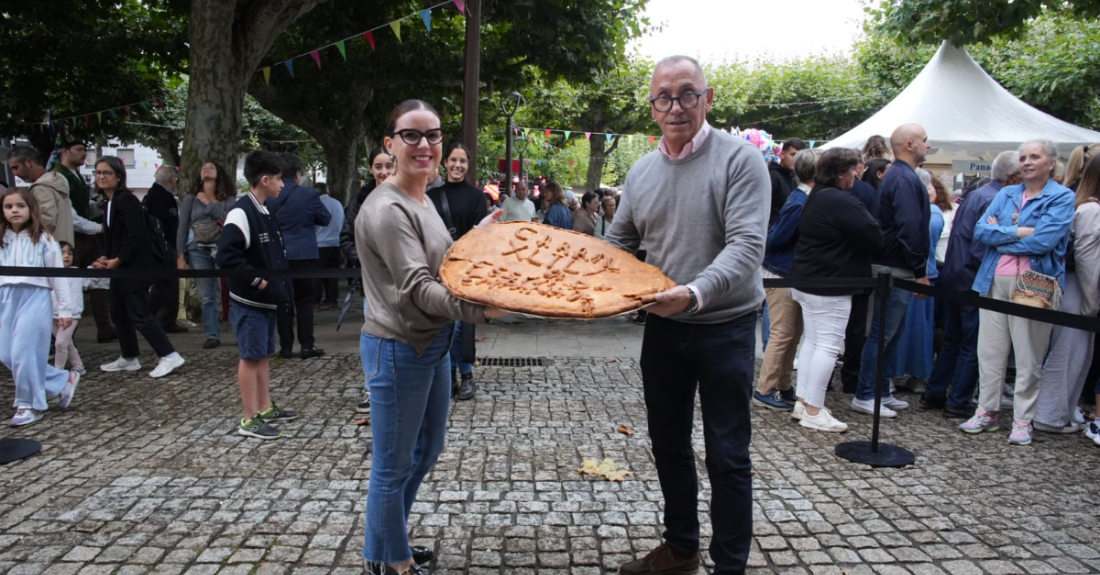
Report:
19,0,461,130
516,126,662,145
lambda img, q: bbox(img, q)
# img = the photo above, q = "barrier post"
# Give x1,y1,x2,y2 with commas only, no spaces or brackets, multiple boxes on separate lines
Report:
835,272,915,468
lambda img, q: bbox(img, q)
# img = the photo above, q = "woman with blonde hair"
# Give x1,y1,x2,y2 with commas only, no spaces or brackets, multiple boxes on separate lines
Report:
1063,143,1100,190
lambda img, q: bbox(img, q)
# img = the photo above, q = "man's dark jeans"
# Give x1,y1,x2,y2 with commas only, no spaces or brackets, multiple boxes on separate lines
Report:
641,312,755,575
924,297,980,408
278,259,318,351
110,286,175,359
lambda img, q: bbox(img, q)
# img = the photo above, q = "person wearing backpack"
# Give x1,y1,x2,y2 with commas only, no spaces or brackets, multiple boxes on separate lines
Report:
91,156,185,379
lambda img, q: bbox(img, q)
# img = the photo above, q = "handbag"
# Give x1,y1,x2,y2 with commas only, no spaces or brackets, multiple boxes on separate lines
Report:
1007,203,1058,309
192,218,222,244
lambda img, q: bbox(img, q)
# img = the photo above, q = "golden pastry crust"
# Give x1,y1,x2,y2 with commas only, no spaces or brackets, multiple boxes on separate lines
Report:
440,221,676,319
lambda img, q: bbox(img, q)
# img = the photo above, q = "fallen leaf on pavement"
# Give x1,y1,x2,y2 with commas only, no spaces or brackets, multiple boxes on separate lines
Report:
355,419,371,426
577,458,632,482
616,424,635,436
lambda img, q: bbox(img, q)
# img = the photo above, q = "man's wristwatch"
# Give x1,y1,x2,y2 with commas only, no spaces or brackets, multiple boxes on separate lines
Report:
685,287,699,314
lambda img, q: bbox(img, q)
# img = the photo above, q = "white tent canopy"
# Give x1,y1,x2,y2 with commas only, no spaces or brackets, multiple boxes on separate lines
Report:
824,42,1100,158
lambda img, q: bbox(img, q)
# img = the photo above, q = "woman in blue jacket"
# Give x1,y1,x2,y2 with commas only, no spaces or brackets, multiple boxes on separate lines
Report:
961,140,1076,446
541,181,573,230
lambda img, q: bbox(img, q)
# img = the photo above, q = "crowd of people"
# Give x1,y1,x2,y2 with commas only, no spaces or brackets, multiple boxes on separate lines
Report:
756,131,1100,448
3,51,1100,575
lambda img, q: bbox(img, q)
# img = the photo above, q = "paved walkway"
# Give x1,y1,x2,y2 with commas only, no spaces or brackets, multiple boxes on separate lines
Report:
2,318,1098,575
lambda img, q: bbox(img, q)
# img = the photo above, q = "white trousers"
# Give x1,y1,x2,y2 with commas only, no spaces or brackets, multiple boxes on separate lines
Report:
977,275,1058,423
791,289,852,409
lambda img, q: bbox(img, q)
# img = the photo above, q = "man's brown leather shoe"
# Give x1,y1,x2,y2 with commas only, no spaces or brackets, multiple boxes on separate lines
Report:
618,543,701,575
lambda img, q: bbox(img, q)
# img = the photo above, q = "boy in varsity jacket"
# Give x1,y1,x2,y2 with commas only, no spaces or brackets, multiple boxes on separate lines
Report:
216,150,298,440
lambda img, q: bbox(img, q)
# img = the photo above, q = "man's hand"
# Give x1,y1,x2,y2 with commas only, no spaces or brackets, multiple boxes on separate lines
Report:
106,258,122,270
177,254,187,270
92,256,109,269
258,280,268,290
913,276,930,300
639,285,692,317
58,318,73,329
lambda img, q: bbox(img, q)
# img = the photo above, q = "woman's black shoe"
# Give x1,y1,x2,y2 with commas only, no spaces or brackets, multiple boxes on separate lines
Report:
301,347,326,359
203,338,221,349
411,546,434,565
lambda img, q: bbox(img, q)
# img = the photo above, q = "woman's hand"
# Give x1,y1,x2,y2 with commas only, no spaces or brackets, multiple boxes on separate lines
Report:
106,258,122,270
475,208,504,229
1017,226,1035,238
258,280,268,290
58,318,73,330
196,191,212,206
987,215,999,225
485,306,509,320
177,254,187,270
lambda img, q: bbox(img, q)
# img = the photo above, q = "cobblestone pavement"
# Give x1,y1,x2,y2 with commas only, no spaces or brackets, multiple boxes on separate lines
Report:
2,348,1099,575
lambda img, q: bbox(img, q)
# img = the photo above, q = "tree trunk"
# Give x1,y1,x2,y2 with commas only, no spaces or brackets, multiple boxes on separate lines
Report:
461,0,482,186
315,131,363,204
584,135,621,192
180,0,328,193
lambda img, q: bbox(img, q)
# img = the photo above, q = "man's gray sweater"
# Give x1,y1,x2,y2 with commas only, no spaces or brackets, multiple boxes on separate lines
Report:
606,129,769,323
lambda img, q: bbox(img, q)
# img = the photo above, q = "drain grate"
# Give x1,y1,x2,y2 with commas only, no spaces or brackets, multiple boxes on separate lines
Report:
477,357,548,367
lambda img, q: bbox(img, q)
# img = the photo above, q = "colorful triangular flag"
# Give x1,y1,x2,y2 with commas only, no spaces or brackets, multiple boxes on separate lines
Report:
649,135,656,145
606,133,613,143
96,112,102,124
363,31,375,51
124,105,131,116
390,21,402,42
584,132,591,140
284,59,295,78
420,9,432,32
545,129,551,138
336,40,347,61
564,131,571,139
155,97,165,108
809,140,816,149
310,49,322,69
452,0,466,14
108,109,116,119
263,67,271,84
83,115,89,126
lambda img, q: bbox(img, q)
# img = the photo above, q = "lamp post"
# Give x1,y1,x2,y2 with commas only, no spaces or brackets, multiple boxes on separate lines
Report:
501,91,523,196
517,132,532,186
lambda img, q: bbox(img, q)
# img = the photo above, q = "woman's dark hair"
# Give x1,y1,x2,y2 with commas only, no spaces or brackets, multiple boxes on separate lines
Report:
1074,154,1100,209
368,146,390,165
386,99,440,135
862,135,890,162
815,148,861,189
862,158,892,190
0,187,49,247
190,160,235,201
931,177,953,211
543,181,566,206
92,156,128,195
581,191,598,208
444,142,469,159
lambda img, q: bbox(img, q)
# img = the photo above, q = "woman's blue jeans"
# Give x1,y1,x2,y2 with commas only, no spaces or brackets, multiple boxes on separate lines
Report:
361,324,454,564
186,245,220,341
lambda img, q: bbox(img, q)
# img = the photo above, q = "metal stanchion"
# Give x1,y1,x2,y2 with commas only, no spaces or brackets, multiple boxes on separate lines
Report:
835,272,915,468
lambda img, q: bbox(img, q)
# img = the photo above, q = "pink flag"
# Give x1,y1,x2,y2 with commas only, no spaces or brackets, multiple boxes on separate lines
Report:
453,0,466,14
584,132,591,140
310,50,322,69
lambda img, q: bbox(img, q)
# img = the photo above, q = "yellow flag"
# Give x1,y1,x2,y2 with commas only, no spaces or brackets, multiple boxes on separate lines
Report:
263,67,271,84
390,20,402,42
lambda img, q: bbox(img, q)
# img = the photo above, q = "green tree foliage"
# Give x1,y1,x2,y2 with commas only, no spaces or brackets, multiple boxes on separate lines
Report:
871,0,1100,46
0,0,186,151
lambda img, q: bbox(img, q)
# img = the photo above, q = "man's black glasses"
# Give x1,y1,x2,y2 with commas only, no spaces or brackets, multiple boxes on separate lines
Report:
648,89,708,113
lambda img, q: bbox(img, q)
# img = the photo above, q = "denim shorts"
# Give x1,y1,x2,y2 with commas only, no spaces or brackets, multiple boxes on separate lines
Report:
230,302,276,360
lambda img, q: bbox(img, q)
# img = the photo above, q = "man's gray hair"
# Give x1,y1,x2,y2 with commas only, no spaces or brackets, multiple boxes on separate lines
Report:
8,145,41,166
991,150,1020,183
154,166,176,182
793,149,818,183
915,168,933,188
655,55,705,83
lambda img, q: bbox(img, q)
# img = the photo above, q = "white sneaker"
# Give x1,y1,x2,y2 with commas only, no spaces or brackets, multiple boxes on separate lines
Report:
101,357,141,372
882,395,910,411
800,407,849,433
149,353,185,378
10,407,43,427
791,402,805,421
850,397,897,418
60,370,79,409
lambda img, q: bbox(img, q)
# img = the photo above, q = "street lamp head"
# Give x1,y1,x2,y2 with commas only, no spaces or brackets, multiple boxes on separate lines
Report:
501,91,524,116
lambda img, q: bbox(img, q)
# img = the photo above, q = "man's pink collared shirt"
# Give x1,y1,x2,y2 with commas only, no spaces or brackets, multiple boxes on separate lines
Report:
658,122,712,160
